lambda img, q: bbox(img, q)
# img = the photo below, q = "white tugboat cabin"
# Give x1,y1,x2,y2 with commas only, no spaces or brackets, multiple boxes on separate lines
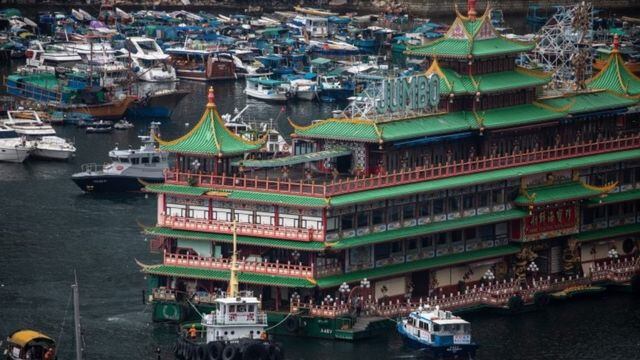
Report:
202,292,268,342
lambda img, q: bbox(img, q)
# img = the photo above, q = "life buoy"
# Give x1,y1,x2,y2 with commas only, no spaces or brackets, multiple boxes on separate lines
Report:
282,144,290,152
207,341,224,360
266,344,283,360
284,316,299,333
116,165,124,171
242,342,267,360
221,344,238,360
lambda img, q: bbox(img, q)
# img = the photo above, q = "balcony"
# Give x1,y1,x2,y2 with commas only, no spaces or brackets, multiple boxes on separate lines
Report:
158,213,324,242
164,134,640,197
163,251,315,279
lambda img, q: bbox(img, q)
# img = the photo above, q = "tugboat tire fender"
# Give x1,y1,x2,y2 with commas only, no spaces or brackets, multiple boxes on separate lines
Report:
222,344,238,360
207,341,224,360
194,344,207,360
241,342,267,360
284,316,299,333
266,344,283,360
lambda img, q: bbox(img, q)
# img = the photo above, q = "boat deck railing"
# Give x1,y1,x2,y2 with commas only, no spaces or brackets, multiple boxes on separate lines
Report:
164,133,640,197
202,312,268,326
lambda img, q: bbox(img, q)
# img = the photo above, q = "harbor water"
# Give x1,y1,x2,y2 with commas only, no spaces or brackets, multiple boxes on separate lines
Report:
1,65,640,360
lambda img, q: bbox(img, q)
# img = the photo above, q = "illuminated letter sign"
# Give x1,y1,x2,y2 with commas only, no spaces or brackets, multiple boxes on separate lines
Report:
376,74,440,114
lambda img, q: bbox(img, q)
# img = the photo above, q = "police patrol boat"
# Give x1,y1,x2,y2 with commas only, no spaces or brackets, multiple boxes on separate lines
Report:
71,122,167,192
174,223,284,360
397,305,478,359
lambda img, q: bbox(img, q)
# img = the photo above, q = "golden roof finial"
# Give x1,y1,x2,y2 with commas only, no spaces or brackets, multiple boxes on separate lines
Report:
468,0,478,20
207,86,216,108
612,34,620,53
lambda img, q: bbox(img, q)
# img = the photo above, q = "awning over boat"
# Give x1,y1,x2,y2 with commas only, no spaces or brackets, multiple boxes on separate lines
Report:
310,57,332,66
8,330,54,347
232,148,351,168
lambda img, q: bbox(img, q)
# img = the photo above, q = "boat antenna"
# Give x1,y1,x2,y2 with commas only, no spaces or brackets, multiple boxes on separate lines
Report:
72,270,83,360
227,221,239,298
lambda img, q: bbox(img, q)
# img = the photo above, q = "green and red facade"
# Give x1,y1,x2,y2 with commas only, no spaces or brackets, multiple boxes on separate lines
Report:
139,2,640,336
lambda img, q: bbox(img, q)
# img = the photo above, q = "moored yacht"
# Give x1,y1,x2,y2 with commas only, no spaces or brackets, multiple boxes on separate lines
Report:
244,77,291,102
0,125,32,163
122,37,176,82
3,110,75,160
72,123,167,192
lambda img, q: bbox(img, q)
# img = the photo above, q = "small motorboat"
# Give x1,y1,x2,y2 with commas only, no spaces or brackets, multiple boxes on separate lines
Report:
4,329,56,360
397,305,478,359
85,120,113,133
114,119,134,130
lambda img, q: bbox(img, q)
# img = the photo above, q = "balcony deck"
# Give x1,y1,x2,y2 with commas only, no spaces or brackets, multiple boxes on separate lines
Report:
164,134,640,198
163,250,315,279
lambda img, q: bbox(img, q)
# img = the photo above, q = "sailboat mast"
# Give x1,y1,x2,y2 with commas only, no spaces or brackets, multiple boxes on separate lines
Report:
227,221,239,298
72,275,83,360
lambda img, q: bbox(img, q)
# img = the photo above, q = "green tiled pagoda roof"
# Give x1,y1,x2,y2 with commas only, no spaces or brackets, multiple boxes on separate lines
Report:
537,91,638,115
157,93,265,156
514,181,611,206
292,112,477,143
315,245,521,288
575,223,640,243
587,189,640,206
145,184,210,196
404,11,534,59
145,184,327,208
140,264,316,288
478,103,564,129
587,50,640,97
145,227,327,251
328,149,640,207
328,209,527,250
431,63,550,95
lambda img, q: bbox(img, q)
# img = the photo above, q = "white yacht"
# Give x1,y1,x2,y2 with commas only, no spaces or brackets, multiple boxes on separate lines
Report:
71,123,168,192
0,125,32,163
3,111,76,160
289,78,319,100
63,40,130,86
25,40,82,66
244,77,290,102
122,37,176,82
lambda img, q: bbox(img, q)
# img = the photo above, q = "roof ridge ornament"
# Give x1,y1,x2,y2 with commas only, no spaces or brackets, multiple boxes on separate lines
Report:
207,86,216,108
612,34,620,53
468,0,477,20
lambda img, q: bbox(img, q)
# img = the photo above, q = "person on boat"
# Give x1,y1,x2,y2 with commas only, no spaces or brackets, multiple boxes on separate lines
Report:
43,347,55,360
188,324,197,339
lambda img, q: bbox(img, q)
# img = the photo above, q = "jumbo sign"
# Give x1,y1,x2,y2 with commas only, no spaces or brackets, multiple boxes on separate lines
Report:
375,73,440,114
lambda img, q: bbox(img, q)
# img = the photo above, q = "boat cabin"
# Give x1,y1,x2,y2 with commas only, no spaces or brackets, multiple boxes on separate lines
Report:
5,329,56,360
201,291,267,342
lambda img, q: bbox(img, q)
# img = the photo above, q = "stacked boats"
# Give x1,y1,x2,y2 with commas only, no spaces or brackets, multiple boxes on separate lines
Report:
0,110,75,163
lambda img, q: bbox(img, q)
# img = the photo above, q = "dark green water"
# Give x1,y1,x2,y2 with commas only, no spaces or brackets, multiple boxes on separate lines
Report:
1,66,640,360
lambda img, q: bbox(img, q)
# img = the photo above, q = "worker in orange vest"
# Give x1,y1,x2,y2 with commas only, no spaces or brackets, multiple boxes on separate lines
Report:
188,325,197,339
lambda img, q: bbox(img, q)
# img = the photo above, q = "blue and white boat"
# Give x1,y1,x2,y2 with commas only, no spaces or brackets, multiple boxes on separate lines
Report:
397,305,478,359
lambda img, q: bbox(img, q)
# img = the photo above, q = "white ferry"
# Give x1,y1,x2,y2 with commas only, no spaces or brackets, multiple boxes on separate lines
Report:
397,305,478,359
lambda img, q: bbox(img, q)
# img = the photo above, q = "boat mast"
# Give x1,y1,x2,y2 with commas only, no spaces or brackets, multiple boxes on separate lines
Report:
227,221,239,298
72,273,83,360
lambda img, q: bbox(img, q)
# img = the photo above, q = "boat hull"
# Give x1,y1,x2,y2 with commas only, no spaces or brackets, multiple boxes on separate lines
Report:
71,174,162,192
32,148,74,160
397,322,478,359
0,147,30,163
244,89,288,102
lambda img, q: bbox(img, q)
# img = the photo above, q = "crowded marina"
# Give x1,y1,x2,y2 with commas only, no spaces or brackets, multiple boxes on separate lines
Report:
1,0,640,359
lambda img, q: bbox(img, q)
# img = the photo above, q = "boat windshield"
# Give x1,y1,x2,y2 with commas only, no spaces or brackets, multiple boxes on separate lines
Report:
118,157,129,163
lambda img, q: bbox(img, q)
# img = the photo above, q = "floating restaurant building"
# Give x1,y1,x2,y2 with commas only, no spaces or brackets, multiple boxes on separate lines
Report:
139,1,640,339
